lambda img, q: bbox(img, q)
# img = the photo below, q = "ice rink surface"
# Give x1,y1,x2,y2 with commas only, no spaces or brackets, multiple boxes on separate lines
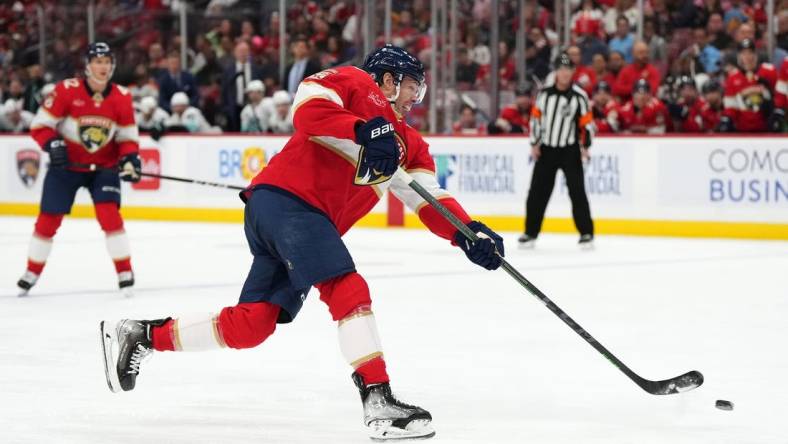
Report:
1,216,787,444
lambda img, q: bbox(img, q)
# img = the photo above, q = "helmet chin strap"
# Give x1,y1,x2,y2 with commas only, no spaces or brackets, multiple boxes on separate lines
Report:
387,83,402,104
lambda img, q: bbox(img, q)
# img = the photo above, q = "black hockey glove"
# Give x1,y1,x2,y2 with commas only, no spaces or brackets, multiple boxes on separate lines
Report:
44,138,68,168
454,221,505,271
354,117,399,185
717,115,735,133
119,153,142,183
768,109,785,133
150,124,165,141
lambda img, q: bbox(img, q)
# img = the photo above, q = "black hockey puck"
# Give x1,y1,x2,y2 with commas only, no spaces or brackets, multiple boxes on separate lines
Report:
715,400,734,411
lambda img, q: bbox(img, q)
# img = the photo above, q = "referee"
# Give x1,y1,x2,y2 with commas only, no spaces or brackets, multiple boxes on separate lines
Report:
518,53,595,249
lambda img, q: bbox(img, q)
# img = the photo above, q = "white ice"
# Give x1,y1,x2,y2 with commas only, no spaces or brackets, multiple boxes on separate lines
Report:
1,216,787,444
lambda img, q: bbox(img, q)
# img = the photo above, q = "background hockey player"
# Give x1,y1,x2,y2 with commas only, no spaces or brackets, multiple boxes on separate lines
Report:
267,90,293,134
669,76,718,133
619,79,671,134
720,39,780,133
240,80,269,133
590,80,620,134
18,42,141,296
165,91,220,133
101,45,505,441
134,96,169,140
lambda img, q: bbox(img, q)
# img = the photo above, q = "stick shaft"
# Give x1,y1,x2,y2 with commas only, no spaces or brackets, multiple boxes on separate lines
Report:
394,169,644,386
67,163,245,191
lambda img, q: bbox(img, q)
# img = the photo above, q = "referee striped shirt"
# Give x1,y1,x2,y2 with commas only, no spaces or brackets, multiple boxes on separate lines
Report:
529,84,594,148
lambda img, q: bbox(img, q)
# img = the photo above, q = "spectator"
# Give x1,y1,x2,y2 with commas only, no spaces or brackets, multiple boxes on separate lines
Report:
700,79,723,130
591,81,620,133
240,80,269,133
0,98,33,133
568,45,596,95
607,50,626,80
572,0,605,38
526,27,552,80
613,41,662,101
456,46,480,88
268,90,294,134
128,64,160,103
706,12,733,51
166,92,220,134
285,35,320,95
192,45,223,87
668,76,717,132
577,30,609,66
135,96,169,140
604,0,638,35
157,51,199,112
147,43,167,79
592,53,616,88
609,16,635,63
723,0,749,28
619,79,671,133
221,41,263,132
50,40,75,81
452,104,485,135
22,63,45,113
489,85,532,134
643,18,667,73
6,79,24,102
686,27,722,74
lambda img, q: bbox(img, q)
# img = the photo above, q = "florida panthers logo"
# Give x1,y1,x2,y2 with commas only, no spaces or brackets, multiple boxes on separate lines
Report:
16,149,41,188
78,115,113,152
354,133,407,186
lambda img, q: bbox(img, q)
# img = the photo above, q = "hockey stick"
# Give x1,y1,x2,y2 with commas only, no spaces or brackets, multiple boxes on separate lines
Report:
394,168,703,396
67,162,246,191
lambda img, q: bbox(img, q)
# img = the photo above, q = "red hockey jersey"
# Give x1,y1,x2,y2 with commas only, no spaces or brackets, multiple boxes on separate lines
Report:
776,57,787,111
251,66,471,239
499,104,530,133
30,78,138,170
619,97,671,133
592,100,620,133
723,64,778,132
679,97,719,133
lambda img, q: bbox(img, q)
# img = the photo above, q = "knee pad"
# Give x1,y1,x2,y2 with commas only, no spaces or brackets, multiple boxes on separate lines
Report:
34,212,64,238
316,272,371,321
217,302,280,349
94,202,124,233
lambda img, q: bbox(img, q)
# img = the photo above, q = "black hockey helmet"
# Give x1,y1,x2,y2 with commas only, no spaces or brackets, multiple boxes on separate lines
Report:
86,42,114,63
701,79,722,94
633,78,651,94
594,80,612,94
737,38,756,52
553,52,575,70
362,44,426,103
677,75,696,90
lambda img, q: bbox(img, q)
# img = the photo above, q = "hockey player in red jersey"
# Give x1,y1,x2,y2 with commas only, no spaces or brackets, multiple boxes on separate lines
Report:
720,39,780,132
669,76,719,133
18,42,141,296
619,79,671,134
100,45,504,441
774,57,787,132
590,80,620,133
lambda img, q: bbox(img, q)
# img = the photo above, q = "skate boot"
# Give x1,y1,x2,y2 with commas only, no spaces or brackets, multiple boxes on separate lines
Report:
17,271,39,296
118,271,134,297
352,372,435,441
100,318,169,393
517,233,536,250
578,234,594,250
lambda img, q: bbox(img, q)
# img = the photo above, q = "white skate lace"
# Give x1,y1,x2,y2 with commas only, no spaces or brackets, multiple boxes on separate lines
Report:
128,344,152,374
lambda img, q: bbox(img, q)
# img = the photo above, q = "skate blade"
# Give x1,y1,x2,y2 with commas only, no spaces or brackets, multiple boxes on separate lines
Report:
368,419,435,442
17,288,30,297
518,241,535,250
120,287,134,298
579,242,595,251
99,321,122,393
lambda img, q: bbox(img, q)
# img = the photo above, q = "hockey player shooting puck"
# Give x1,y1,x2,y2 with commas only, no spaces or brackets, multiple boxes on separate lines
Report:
715,400,734,411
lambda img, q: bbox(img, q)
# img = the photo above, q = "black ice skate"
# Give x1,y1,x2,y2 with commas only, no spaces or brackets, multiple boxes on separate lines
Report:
517,233,536,249
352,372,435,441
118,271,134,298
16,271,39,296
100,318,168,393
578,234,594,250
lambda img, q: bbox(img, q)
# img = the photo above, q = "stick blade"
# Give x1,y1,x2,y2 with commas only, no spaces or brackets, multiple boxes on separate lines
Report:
641,370,704,395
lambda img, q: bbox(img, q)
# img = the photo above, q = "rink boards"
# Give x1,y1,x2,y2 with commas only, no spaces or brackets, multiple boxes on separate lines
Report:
1,134,786,239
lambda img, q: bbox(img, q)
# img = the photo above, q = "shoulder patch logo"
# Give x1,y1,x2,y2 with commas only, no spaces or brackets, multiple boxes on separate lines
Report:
367,91,387,108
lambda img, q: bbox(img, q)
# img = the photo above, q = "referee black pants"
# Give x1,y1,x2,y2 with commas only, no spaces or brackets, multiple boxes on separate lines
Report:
525,144,593,237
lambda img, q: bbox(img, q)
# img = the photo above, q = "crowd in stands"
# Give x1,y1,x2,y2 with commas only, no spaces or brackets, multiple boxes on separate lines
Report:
0,0,786,136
